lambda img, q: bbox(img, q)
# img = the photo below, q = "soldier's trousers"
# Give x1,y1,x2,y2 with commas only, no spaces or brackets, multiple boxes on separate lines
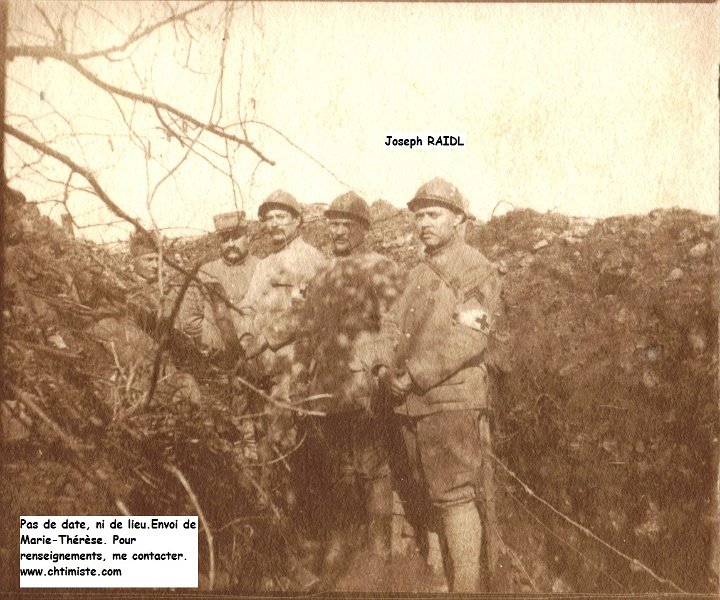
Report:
320,414,391,529
395,409,483,509
331,414,391,483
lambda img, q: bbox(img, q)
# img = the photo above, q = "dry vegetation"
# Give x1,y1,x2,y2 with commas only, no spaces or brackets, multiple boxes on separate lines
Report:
2,192,717,593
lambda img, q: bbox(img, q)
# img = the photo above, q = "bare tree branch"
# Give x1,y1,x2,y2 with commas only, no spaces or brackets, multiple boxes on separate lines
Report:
6,123,146,231
143,261,202,409
73,56,273,163
243,118,355,190
8,48,274,164
14,2,215,61
77,1,213,60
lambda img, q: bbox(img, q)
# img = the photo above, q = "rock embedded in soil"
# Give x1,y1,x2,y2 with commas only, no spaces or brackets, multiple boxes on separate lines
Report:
533,239,550,252
689,241,708,258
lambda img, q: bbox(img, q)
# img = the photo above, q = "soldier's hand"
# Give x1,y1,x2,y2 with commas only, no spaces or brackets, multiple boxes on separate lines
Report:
374,365,387,387
390,370,414,399
240,333,267,359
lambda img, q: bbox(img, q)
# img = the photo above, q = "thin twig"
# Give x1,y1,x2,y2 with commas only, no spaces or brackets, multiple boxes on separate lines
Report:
77,1,215,60
167,464,214,591
5,124,146,230
490,200,517,220
9,339,83,362
5,386,134,522
9,384,86,452
489,452,686,593
487,517,539,591
6,125,247,313
143,261,202,409
232,373,325,418
251,431,307,468
115,500,132,516
243,119,355,190
9,50,273,163
504,487,624,590
87,252,128,291
216,514,268,533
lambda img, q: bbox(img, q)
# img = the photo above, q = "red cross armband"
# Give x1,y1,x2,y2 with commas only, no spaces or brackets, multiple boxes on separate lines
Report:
453,299,492,335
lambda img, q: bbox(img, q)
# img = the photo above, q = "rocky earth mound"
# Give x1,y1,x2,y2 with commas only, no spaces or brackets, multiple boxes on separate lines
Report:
2,192,717,593
299,203,718,592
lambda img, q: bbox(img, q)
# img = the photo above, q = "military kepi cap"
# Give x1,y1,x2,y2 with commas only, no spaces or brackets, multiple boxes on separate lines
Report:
128,230,158,257
213,211,247,233
408,177,468,217
325,191,371,227
258,190,302,220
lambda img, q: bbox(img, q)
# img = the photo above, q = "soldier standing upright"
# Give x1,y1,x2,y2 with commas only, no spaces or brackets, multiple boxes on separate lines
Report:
183,211,259,358
237,190,326,396
235,190,327,592
298,192,403,579
381,177,505,592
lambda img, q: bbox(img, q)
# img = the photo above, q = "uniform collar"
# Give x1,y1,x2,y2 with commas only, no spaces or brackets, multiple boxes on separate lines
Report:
424,232,462,261
332,241,368,259
270,231,300,253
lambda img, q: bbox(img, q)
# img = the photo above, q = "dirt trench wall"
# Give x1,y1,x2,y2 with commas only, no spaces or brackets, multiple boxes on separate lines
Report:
3,196,718,592
437,208,716,590
275,204,718,590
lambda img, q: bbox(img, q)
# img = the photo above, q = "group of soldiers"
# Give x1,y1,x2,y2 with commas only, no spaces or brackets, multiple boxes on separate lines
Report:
124,177,507,592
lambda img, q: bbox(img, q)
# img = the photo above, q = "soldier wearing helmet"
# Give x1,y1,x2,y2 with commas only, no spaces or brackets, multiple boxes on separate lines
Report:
237,190,326,388
258,189,305,250
233,190,327,592
324,190,371,256
183,211,259,356
379,177,505,592
297,192,403,581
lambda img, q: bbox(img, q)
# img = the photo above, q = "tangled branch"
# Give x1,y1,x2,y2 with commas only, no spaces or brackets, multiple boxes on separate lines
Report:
7,45,274,165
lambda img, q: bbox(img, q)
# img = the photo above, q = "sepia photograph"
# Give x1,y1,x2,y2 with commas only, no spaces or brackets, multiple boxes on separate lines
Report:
1,1,718,594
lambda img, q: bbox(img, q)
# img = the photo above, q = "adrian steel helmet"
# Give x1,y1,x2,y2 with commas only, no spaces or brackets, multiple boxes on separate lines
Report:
258,190,302,220
407,177,468,217
325,191,371,227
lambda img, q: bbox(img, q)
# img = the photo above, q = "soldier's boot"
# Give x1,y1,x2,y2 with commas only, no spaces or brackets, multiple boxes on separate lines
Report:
441,502,482,593
365,475,393,562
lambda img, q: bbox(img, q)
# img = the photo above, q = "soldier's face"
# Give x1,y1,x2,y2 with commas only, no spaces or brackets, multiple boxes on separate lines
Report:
413,206,463,250
134,253,158,282
219,229,248,264
328,218,366,256
263,209,299,246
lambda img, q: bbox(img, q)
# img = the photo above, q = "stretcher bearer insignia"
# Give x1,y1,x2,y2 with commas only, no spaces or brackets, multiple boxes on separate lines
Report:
454,301,492,334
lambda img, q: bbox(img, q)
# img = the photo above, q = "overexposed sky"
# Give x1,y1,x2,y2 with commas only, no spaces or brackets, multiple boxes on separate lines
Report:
6,2,719,241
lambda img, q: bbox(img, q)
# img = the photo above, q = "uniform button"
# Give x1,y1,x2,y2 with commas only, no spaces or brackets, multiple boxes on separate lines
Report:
405,333,411,339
